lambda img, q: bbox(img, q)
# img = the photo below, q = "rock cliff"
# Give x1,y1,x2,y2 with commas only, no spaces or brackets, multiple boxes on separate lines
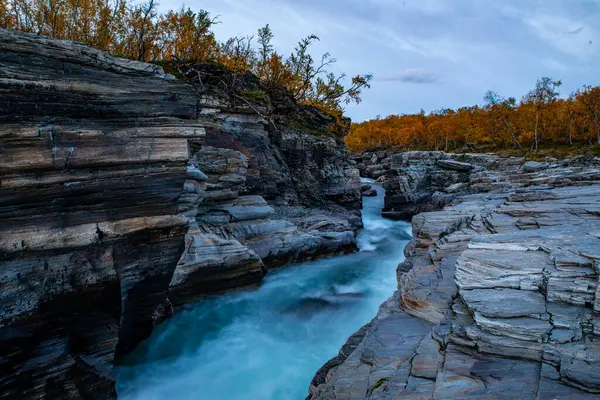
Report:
0,29,360,399
310,152,600,399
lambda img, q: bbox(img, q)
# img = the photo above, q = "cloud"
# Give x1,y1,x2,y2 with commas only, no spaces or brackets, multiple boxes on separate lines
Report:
542,58,567,71
569,26,584,34
524,15,599,59
379,69,439,84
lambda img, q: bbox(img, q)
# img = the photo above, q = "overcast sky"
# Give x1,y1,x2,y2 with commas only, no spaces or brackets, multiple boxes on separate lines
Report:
161,0,600,122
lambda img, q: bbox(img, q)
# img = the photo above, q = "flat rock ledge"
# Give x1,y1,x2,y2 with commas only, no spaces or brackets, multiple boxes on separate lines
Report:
309,151,600,399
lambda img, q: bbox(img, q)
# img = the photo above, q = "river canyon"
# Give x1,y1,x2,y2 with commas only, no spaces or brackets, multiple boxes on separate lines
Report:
2,29,600,400
116,181,411,400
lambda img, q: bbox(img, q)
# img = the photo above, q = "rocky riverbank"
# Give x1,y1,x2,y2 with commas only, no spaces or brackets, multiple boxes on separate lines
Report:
310,151,600,399
0,29,360,399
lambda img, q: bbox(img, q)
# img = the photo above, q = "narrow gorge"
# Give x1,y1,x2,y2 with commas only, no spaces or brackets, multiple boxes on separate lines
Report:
0,29,362,398
115,180,411,399
2,28,600,400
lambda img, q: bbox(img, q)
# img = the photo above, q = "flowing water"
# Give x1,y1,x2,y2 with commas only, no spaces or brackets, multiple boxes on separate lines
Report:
116,179,412,400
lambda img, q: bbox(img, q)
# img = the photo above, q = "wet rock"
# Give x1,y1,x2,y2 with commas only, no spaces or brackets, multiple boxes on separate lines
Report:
169,223,265,305
362,189,377,197
283,297,341,319
361,184,377,197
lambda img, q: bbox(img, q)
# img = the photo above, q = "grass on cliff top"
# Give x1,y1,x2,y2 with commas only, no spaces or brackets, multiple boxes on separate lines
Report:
158,60,341,137
357,143,600,161
284,114,330,136
495,143,600,160
237,89,268,103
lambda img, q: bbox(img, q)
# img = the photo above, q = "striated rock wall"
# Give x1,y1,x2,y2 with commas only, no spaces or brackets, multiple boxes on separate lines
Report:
310,152,600,399
168,143,359,305
0,29,201,399
0,29,361,399
164,63,362,304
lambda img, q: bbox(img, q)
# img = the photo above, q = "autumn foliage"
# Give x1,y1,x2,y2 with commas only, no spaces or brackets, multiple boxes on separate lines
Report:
347,79,600,153
0,0,371,116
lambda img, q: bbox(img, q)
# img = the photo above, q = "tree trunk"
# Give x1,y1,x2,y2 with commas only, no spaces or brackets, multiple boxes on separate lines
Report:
502,116,522,150
595,116,600,145
533,108,539,152
569,118,573,145
13,0,19,30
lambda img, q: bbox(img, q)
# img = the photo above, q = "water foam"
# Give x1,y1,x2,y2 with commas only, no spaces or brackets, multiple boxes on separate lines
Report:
116,179,411,400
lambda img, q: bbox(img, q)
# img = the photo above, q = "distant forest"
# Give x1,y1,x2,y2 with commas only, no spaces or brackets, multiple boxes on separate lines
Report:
347,78,600,153
0,0,371,119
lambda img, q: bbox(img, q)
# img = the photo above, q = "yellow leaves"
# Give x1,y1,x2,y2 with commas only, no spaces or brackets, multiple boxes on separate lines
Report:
1,0,215,62
346,86,600,153
518,131,535,146
156,8,218,62
0,0,13,28
3,0,371,130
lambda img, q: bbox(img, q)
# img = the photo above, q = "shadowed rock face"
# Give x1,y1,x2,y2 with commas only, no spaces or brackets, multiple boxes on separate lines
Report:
175,61,363,213
168,146,359,305
0,29,200,399
310,152,600,399
354,151,498,220
162,63,362,304
0,30,362,399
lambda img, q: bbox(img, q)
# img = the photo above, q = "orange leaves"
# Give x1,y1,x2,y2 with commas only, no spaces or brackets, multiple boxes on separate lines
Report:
158,7,219,62
252,25,371,118
1,1,371,126
0,0,217,62
217,35,255,72
575,85,600,144
346,83,600,153
0,0,15,29
518,131,535,146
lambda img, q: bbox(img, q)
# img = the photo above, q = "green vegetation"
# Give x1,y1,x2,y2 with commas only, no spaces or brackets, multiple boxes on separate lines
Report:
238,89,268,103
369,377,389,393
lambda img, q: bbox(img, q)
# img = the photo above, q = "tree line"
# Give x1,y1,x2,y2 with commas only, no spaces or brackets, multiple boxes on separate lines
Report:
0,0,372,117
347,78,600,153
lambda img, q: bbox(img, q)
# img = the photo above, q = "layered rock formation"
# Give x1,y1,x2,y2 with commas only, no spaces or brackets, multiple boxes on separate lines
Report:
169,143,359,304
0,29,360,399
165,64,362,304
310,152,600,399
0,29,200,399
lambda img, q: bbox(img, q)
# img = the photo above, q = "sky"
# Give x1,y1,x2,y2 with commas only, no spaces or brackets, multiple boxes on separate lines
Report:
159,0,600,122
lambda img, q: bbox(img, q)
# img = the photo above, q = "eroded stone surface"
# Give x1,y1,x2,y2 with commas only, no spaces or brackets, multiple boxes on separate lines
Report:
310,151,600,399
0,30,362,399
1,29,200,399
